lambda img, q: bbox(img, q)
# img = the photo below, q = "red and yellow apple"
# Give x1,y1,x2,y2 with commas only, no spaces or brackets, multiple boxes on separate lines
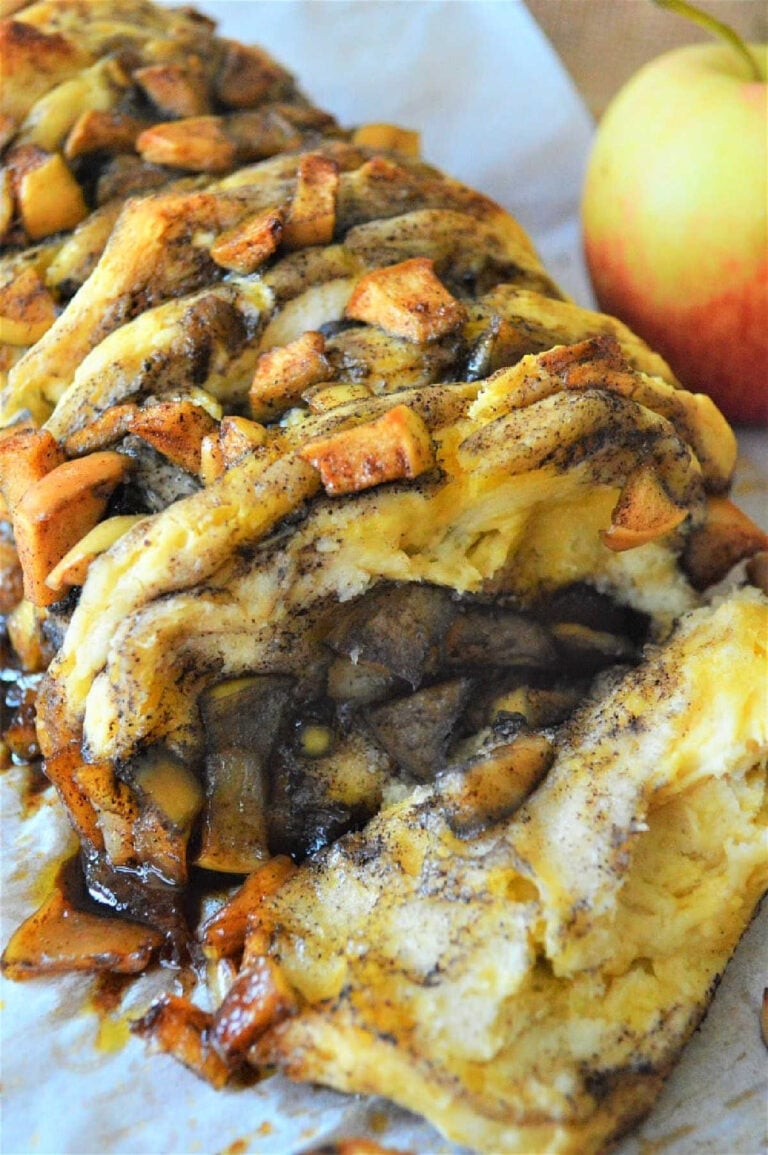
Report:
582,39,767,425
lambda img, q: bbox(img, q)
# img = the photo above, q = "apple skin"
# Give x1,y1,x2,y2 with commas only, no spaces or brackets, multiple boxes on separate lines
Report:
582,42,767,425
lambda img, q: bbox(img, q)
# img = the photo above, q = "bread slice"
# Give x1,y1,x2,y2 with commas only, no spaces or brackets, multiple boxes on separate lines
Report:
0,4,765,1153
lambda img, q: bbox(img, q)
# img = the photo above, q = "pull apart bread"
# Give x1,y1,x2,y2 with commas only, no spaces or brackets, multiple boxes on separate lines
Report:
1,3,766,1153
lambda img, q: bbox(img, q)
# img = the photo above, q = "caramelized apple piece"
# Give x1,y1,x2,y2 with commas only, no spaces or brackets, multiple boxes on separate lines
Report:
133,63,210,118
199,855,297,962
490,684,582,729
63,403,138,456
444,606,557,668
440,730,554,837
132,994,232,1088
250,330,331,420
16,151,88,239
129,746,204,886
551,622,637,674
299,403,435,496
137,116,236,173
197,675,293,873
283,152,340,249
214,40,292,108
0,426,64,510
366,679,471,782
12,451,129,606
199,433,225,486
6,598,50,672
326,654,398,705
64,110,148,159
1,860,162,979
128,400,218,475
602,463,688,552
326,583,455,687
0,265,57,345
345,257,467,342
210,206,283,274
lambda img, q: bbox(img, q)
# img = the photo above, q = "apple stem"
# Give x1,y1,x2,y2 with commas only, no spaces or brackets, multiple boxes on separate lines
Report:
652,0,763,81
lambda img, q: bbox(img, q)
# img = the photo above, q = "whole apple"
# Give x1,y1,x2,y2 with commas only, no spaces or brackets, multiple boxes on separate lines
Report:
582,41,767,425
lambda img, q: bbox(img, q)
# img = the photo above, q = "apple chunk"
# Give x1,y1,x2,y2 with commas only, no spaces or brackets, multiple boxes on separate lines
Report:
283,152,340,249
132,995,232,1088
0,426,64,510
345,257,467,342
128,400,218,475
210,207,284,274
17,151,88,239
299,403,435,496
13,451,129,606
1,860,162,979
250,330,331,420
0,266,57,345
602,463,689,552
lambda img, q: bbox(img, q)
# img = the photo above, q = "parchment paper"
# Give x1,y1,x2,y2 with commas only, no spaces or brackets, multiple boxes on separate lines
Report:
1,4,765,1154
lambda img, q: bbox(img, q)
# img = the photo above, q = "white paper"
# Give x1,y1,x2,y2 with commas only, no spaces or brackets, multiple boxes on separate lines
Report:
1,4,766,1154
